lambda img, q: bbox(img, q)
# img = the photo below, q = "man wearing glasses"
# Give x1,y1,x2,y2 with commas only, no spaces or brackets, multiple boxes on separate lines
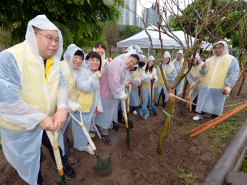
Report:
0,15,75,185
193,41,239,121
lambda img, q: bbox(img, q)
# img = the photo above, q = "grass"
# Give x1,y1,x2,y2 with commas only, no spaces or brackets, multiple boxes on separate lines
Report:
177,167,198,185
240,155,247,173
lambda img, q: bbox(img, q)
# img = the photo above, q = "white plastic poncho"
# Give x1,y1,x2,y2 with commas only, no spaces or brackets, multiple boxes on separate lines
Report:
141,56,158,107
70,65,102,151
172,50,185,95
135,45,143,54
186,53,205,102
59,44,85,154
124,46,134,53
0,15,67,185
129,68,142,107
156,51,177,103
95,50,136,130
196,41,240,116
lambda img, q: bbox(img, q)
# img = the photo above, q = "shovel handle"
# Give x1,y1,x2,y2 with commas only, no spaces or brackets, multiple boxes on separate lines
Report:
69,112,96,151
151,79,154,102
127,85,131,113
45,130,64,176
140,84,144,104
122,100,129,129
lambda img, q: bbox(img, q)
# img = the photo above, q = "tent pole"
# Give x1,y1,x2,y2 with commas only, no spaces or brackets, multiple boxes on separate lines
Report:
117,46,118,56
148,46,150,57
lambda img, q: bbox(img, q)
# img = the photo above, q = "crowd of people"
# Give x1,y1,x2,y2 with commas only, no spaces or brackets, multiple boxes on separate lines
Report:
0,15,240,185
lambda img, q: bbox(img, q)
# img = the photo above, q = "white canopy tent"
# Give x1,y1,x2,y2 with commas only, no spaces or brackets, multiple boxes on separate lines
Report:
117,25,212,56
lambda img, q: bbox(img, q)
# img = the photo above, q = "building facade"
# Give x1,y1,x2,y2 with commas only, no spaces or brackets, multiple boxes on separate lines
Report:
118,0,137,26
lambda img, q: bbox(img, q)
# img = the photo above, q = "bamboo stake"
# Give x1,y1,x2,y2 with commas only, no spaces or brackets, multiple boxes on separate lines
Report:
187,102,247,137
237,73,246,96
231,69,244,92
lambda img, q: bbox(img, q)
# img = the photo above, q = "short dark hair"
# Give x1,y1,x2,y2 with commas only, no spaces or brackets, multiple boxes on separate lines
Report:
86,52,102,71
129,54,139,64
213,43,224,49
74,50,84,59
95,42,106,50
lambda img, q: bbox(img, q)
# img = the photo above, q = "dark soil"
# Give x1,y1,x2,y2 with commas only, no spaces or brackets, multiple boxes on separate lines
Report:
0,84,246,185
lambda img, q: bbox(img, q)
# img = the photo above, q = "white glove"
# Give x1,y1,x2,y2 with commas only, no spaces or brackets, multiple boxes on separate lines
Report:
68,100,82,112
94,71,101,79
149,75,153,80
140,77,144,82
225,86,231,96
155,84,157,88
125,82,130,88
122,94,128,101
152,75,156,80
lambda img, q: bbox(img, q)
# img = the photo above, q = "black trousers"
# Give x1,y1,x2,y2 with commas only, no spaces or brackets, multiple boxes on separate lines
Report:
157,88,166,104
37,131,66,183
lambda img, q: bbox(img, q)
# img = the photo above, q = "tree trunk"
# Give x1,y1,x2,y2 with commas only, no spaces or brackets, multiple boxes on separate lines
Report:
158,89,175,155
182,77,188,99
237,73,246,96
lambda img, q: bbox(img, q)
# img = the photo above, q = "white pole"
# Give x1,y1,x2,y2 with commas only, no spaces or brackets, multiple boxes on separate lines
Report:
148,46,150,57
117,46,118,55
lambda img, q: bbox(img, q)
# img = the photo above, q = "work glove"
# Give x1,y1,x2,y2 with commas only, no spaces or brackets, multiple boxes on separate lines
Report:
68,100,82,112
149,75,153,80
140,77,144,82
125,82,129,88
152,74,156,80
122,94,128,101
225,86,231,96
94,71,101,79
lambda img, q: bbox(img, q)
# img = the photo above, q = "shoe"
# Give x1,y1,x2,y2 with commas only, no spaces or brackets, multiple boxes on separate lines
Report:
133,110,137,115
155,103,159,106
149,106,152,110
85,145,95,155
162,102,166,108
37,174,44,185
109,122,119,132
89,133,95,138
63,162,76,179
101,134,111,145
67,155,79,165
193,115,203,121
68,140,74,148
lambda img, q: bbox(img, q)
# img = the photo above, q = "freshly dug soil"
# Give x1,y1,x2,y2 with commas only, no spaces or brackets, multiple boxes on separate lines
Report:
0,85,246,185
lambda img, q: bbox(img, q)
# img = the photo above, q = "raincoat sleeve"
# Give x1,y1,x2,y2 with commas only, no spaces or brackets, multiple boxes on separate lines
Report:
57,69,68,109
76,68,99,94
108,59,127,99
152,68,158,83
225,58,240,88
199,60,208,75
0,51,47,131
187,73,195,85
141,69,151,83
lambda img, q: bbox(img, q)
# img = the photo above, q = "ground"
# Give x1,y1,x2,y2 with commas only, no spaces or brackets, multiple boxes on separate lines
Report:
0,84,246,185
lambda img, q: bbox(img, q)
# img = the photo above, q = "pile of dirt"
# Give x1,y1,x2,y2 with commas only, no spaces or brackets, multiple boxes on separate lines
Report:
0,85,246,184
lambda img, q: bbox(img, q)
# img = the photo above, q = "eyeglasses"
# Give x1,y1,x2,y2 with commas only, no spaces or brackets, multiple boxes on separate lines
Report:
34,32,61,45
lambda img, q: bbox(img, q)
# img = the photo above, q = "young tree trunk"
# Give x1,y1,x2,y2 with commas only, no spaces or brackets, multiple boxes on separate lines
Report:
237,73,246,96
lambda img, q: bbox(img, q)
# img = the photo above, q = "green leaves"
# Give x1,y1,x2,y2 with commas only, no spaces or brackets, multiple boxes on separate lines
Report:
0,0,123,50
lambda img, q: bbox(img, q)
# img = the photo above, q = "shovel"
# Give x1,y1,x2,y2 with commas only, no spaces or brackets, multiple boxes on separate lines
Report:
139,83,149,120
122,100,130,147
70,112,112,177
45,130,66,185
126,84,133,128
150,79,157,115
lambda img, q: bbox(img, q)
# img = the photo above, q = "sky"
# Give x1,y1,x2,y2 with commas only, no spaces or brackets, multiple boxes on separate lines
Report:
136,0,187,17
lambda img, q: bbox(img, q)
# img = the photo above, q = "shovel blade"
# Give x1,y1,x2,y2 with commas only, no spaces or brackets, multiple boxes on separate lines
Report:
179,102,187,110
92,155,112,177
126,127,130,147
55,175,66,185
151,103,157,115
127,113,134,128
139,107,149,120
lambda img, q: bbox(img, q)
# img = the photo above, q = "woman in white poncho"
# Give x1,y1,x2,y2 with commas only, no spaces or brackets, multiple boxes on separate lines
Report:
193,41,239,121
95,50,139,144
128,55,145,114
70,52,103,154
172,50,185,95
156,51,177,108
186,53,205,111
141,56,158,108
60,44,85,164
